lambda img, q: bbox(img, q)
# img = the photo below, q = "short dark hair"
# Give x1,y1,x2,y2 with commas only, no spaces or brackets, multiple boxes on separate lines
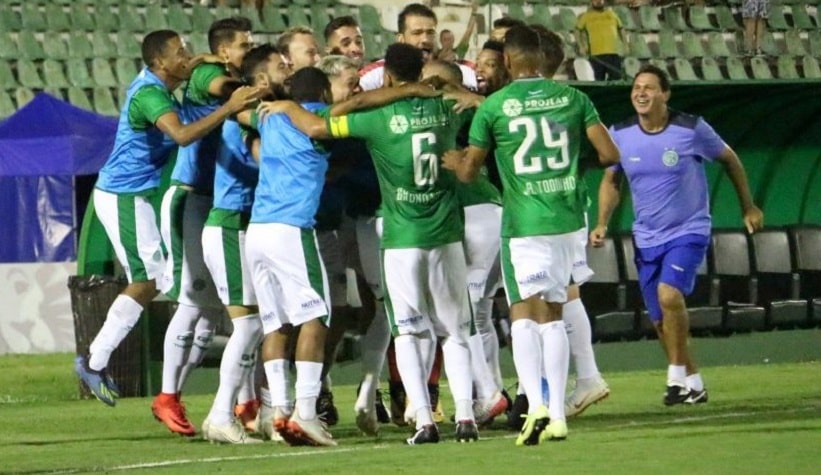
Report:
384,43,424,83
635,64,671,92
504,24,541,54
481,40,505,55
241,43,280,84
289,66,330,103
398,3,437,34
529,24,564,77
324,15,359,42
426,59,462,84
208,16,253,54
142,30,179,68
493,16,525,30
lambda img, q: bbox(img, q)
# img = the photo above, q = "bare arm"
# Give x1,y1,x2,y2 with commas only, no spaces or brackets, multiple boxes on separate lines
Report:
586,122,620,166
716,145,764,233
155,86,263,146
590,167,623,247
456,3,479,50
328,83,439,117
575,28,588,56
442,145,489,183
207,74,244,102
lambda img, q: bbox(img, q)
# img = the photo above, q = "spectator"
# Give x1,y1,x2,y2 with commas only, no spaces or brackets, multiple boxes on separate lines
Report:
742,0,769,56
434,3,479,62
575,0,627,81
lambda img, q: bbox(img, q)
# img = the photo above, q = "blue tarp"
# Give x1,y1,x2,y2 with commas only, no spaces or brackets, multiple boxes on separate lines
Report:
0,93,117,263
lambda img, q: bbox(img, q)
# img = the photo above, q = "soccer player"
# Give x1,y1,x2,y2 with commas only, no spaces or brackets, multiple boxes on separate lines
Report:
200,43,293,444
443,25,620,445
434,2,478,62
277,26,321,71
592,64,763,405
154,17,255,437
324,16,365,67
74,30,260,408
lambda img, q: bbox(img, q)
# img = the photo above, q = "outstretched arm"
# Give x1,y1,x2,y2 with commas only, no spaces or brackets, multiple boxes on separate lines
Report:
328,83,439,117
591,167,623,247
716,145,764,233
442,145,489,183
586,122,620,166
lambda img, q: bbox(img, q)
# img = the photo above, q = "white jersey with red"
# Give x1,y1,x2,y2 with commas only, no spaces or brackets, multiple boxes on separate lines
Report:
359,58,478,91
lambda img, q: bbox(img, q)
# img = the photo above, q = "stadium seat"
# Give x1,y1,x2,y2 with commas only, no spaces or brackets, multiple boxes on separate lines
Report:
767,5,789,31
688,6,715,31
711,231,756,304
18,31,46,60
67,59,95,88
43,59,71,88
594,310,639,342
706,32,734,57
530,4,558,31
581,237,627,316
790,226,821,299
0,9,21,32
507,2,527,21
310,5,332,35
724,302,767,333
115,58,138,85
70,4,96,31
555,7,577,32
43,32,69,60
751,57,773,79
802,56,821,79
613,6,638,31
784,29,808,56
93,87,119,116
68,32,94,59
0,33,19,60
16,59,45,88
659,30,680,58
573,58,595,81
14,88,35,109
45,3,72,32
0,59,17,88
673,57,698,80
0,90,15,119
358,5,382,32
663,7,689,31
67,86,93,111
759,31,781,56
92,58,118,88
119,5,145,32
726,56,749,80
144,3,169,30
21,3,47,31
638,6,663,31
627,32,652,59
688,306,724,336
790,4,816,29
188,34,210,55
91,32,117,58
648,58,669,73
700,56,725,80
94,8,118,32
682,31,706,58
260,3,287,33
192,4,215,32
240,4,265,33
713,5,740,31
117,32,142,60
751,230,809,328
776,55,800,79
623,56,641,78
167,3,193,32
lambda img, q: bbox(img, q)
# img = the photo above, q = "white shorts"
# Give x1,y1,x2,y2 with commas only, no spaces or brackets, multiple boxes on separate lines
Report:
316,229,348,308
571,226,595,286
355,215,383,300
159,186,221,308
501,231,578,305
93,189,165,284
246,222,331,334
463,203,502,302
202,224,256,307
382,242,471,343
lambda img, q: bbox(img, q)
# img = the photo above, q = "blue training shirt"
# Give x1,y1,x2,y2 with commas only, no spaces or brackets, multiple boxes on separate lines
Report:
251,102,331,228
213,119,258,213
609,111,726,249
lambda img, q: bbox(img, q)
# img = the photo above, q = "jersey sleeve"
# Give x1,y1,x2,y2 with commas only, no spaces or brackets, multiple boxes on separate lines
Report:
186,63,226,105
467,100,494,150
128,85,176,129
692,117,727,162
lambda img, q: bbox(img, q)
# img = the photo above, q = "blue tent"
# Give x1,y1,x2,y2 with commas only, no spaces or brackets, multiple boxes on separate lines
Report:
0,93,117,263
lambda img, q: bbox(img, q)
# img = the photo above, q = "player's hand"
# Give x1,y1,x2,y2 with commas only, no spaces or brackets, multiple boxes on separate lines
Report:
256,100,297,121
226,86,266,113
589,224,608,247
743,206,764,234
444,89,484,113
442,149,465,171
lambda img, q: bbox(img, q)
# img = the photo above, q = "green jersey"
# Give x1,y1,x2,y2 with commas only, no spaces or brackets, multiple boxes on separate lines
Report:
469,78,600,238
455,168,502,207
328,97,468,249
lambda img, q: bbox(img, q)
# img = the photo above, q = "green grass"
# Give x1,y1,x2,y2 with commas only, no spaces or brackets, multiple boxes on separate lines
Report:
0,352,819,474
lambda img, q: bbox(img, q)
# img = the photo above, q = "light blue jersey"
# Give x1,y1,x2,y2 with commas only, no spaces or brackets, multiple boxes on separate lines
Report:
213,119,258,213
251,102,330,228
96,68,178,194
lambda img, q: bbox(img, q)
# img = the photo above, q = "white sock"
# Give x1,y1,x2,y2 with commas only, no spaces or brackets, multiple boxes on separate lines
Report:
443,336,475,421
88,294,143,371
511,318,544,411
160,303,200,393
563,299,600,381
686,373,704,391
540,321,570,422
356,305,390,411
474,297,503,389
668,365,687,388
177,307,219,392
207,315,261,425
469,333,498,401
394,334,433,428
295,361,323,419
263,358,291,408
419,333,437,382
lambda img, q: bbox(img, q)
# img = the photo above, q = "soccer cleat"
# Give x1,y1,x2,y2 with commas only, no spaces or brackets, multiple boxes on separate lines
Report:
684,388,709,404
203,418,263,444
663,385,691,406
389,382,409,427
255,404,285,442
355,407,379,436
475,391,510,427
406,424,440,445
375,389,391,423
565,377,610,417
515,404,550,447
234,399,260,432
74,355,118,407
152,392,196,437
317,389,339,426
539,419,568,442
454,420,479,443
507,392,529,431
285,408,337,447
429,384,446,423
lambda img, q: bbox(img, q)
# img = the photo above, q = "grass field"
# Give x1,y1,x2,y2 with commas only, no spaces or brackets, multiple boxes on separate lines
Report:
1,350,819,475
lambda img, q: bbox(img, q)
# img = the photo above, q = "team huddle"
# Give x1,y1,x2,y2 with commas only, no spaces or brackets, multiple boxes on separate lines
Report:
75,3,763,448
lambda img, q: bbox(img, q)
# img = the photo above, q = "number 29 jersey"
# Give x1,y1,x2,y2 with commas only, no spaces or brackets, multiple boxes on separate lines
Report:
469,78,601,238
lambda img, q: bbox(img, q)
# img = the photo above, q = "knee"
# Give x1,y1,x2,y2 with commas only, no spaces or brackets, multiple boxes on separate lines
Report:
657,284,685,312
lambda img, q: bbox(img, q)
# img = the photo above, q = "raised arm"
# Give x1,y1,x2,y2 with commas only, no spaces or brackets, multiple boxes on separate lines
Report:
328,83,440,117
591,167,624,247
716,145,764,233
456,3,479,53
442,145,489,183
586,123,620,166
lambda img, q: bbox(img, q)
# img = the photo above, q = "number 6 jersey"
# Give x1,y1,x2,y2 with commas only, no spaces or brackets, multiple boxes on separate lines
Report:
469,78,601,238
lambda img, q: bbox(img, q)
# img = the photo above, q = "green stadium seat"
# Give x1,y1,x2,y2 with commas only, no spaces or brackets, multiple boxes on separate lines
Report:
67,86,92,111
810,30,821,57
648,57,668,72
18,31,46,60
362,31,380,62
726,56,749,79
627,32,652,59
558,8,578,32
750,56,773,79
331,3,354,19
0,59,18,88
92,58,118,88
240,4,265,33
776,55,799,79
0,90,16,119
682,32,706,58
507,2,527,22
0,33,18,60
621,56,641,78
17,59,45,89
759,31,780,56
91,32,117,58
21,4,47,31
613,6,638,31
260,3,287,33
45,3,72,32
802,55,821,79
784,29,807,56
144,3,169,30
214,5,235,21
14,88,35,109
700,56,724,80
310,5,332,34
94,8,119,32
167,4,193,33
67,59,94,88
43,86,64,101
358,5,382,32
714,5,739,31
42,59,71,88
67,32,93,59
790,4,816,29
767,5,789,31
0,10,21,32
188,34,210,55
93,87,119,116
530,4,558,31
286,5,311,30
658,30,680,58
70,4,96,31
638,6,662,31
117,31,142,60
43,32,69,60
707,32,734,57
688,6,715,31
663,7,689,31
673,57,698,80
115,58,138,85
119,5,145,32
192,4,215,32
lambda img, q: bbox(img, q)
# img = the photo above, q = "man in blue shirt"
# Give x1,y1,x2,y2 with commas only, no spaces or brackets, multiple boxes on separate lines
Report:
592,65,764,405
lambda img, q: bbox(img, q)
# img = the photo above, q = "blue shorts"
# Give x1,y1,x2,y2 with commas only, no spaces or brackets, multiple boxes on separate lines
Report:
635,234,709,322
